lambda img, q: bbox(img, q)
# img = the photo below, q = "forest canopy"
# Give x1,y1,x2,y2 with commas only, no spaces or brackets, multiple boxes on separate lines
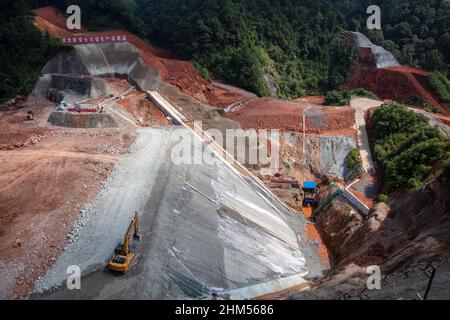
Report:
0,0,65,103
137,0,357,97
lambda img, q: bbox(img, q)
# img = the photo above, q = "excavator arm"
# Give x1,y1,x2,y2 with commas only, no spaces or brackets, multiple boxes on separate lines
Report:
122,211,139,255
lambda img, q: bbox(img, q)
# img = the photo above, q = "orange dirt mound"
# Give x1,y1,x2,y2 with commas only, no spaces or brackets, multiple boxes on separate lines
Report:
295,96,326,105
116,92,168,126
33,6,248,107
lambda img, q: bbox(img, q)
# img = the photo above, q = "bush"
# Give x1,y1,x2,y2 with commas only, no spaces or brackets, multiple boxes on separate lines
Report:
377,194,389,203
193,61,211,82
325,90,348,106
345,148,363,180
325,88,379,106
428,71,450,103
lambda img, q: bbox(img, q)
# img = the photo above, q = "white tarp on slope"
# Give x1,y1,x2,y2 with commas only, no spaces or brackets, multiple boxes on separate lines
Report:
352,32,400,69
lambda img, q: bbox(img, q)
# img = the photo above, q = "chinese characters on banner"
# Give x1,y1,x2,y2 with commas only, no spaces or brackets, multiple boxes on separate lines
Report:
62,35,128,44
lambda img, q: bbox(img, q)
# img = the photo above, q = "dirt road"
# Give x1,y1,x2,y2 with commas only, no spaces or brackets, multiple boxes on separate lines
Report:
350,98,383,174
0,108,133,298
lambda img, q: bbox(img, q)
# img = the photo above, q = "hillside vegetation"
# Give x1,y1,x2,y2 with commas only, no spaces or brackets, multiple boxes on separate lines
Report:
325,88,379,106
136,0,450,97
335,0,450,75
0,0,64,103
369,104,449,192
428,71,450,102
137,0,357,98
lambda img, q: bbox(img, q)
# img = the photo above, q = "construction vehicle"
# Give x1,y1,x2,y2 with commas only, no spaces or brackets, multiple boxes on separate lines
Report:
55,101,69,111
108,211,141,272
301,181,317,218
23,110,35,124
26,110,34,121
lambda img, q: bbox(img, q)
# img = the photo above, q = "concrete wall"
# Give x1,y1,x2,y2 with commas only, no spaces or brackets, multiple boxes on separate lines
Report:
51,75,91,96
42,48,90,75
48,111,118,128
342,188,369,215
74,42,161,91
319,136,357,179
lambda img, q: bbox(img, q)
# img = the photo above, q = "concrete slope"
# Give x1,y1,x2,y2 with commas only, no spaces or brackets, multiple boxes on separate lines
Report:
33,127,328,300
39,42,162,93
351,32,399,69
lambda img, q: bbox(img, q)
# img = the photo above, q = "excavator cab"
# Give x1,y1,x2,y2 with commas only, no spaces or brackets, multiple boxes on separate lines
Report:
108,211,141,273
26,110,34,120
301,181,317,219
302,181,317,207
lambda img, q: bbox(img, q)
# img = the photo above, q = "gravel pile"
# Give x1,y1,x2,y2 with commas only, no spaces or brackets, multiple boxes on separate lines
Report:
96,145,121,155
66,132,147,244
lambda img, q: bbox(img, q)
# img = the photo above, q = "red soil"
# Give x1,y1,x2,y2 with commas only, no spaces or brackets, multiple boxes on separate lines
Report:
33,7,81,32
0,102,135,299
117,92,169,126
354,242,387,267
436,115,450,126
349,187,375,208
33,6,247,107
346,48,449,115
226,97,355,135
306,223,332,264
295,96,326,105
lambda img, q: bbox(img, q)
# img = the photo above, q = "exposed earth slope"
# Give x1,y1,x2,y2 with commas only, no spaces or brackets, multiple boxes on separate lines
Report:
345,33,449,115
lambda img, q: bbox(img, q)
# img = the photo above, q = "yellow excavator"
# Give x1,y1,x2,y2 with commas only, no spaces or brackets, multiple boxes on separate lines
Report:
23,110,35,124
26,110,34,121
108,211,141,272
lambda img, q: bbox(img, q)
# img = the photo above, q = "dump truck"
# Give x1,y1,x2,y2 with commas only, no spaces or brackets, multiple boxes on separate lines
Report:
108,211,141,272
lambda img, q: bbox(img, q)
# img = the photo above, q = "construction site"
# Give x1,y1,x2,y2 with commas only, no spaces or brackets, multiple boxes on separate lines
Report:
1,6,449,300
